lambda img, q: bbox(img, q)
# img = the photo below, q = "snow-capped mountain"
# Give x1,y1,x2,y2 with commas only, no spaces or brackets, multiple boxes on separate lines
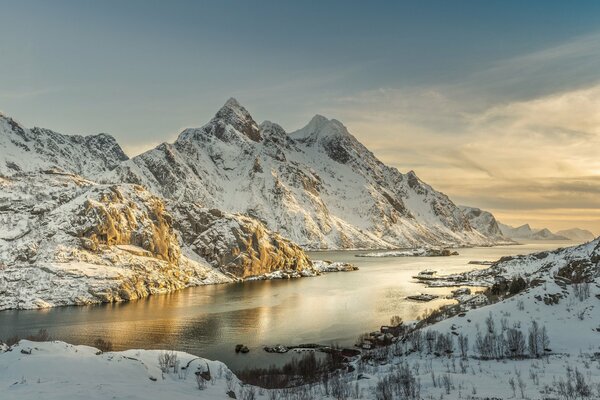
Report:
459,205,512,243
498,222,569,240
555,227,596,242
109,98,498,249
0,113,128,177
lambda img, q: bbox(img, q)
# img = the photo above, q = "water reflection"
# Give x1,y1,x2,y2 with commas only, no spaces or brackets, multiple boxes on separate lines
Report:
0,241,574,370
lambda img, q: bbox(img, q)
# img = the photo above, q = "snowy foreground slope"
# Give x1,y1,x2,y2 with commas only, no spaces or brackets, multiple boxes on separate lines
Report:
2,240,599,399
109,98,506,249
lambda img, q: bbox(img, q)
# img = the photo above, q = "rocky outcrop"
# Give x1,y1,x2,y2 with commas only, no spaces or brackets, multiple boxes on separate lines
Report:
172,203,312,278
459,206,512,243
76,185,180,263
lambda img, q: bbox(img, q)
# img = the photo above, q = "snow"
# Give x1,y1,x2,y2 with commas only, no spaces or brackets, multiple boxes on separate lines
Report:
107,99,505,250
0,114,127,177
2,239,599,399
0,341,239,400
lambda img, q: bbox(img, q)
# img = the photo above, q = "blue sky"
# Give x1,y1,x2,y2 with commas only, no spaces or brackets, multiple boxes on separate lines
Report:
1,0,600,232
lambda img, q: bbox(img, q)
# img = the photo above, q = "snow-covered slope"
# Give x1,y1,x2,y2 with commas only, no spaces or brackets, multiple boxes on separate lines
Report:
459,205,512,243
109,99,498,249
0,341,240,400
556,227,596,242
0,172,317,310
499,222,569,240
0,113,128,177
0,173,231,310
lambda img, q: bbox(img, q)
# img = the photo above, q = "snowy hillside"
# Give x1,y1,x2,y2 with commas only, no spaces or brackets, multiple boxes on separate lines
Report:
0,113,128,177
0,172,324,310
109,99,500,249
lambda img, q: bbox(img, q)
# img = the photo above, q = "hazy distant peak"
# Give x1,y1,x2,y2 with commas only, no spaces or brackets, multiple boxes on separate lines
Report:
291,114,350,145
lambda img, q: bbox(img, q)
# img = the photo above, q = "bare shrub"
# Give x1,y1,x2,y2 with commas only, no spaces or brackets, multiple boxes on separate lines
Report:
441,374,453,394
574,282,590,301
528,321,549,358
158,351,178,373
235,351,337,389
93,338,113,353
374,363,420,400
554,366,592,399
26,329,50,342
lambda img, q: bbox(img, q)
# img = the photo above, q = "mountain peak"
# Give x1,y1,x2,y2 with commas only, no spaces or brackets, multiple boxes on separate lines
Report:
177,98,261,143
292,114,350,144
216,97,251,120
224,97,241,108
213,98,261,142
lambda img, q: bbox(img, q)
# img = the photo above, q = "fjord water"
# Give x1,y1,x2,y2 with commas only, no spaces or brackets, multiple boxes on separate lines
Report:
0,241,574,370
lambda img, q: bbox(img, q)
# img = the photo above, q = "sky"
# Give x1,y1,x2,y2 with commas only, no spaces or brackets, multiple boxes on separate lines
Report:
1,0,600,234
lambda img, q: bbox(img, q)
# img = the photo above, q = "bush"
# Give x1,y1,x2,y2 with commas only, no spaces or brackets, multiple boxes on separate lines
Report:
374,363,420,400
93,338,113,353
158,351,178,373
236,351,338,389
26,329,50,342
508,276,527,295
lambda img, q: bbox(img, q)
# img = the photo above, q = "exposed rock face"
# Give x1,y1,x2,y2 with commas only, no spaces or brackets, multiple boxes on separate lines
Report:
109,99,499,249
0,113,128,177
0,173,230,310
459,206,512,243
172,203,312,278
77,185,180,263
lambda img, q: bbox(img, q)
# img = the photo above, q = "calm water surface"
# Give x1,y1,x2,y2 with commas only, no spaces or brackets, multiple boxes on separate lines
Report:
0,241,574,370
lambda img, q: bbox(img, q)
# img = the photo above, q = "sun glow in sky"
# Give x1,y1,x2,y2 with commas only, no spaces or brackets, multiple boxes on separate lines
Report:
1,0,599,234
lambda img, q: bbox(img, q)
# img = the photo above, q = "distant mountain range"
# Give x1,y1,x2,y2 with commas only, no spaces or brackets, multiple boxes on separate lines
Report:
498,222,595,242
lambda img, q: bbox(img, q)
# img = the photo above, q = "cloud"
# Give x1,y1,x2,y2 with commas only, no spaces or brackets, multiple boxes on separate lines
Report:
318,34,600,234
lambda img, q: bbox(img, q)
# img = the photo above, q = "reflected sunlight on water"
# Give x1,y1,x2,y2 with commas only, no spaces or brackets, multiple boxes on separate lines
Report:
0,241,575,370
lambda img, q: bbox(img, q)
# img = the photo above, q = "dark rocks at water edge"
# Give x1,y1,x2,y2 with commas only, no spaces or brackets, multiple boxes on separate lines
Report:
355,248,459,258
263,344,361,359
406,293,439,302
234,344,249,354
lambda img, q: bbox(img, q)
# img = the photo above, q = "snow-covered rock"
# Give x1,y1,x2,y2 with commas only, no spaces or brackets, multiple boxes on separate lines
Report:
459,205,513,243
0,173,319,310
0,173,232,310
171,203,312,279
0,113,128,177
109,99,501,249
